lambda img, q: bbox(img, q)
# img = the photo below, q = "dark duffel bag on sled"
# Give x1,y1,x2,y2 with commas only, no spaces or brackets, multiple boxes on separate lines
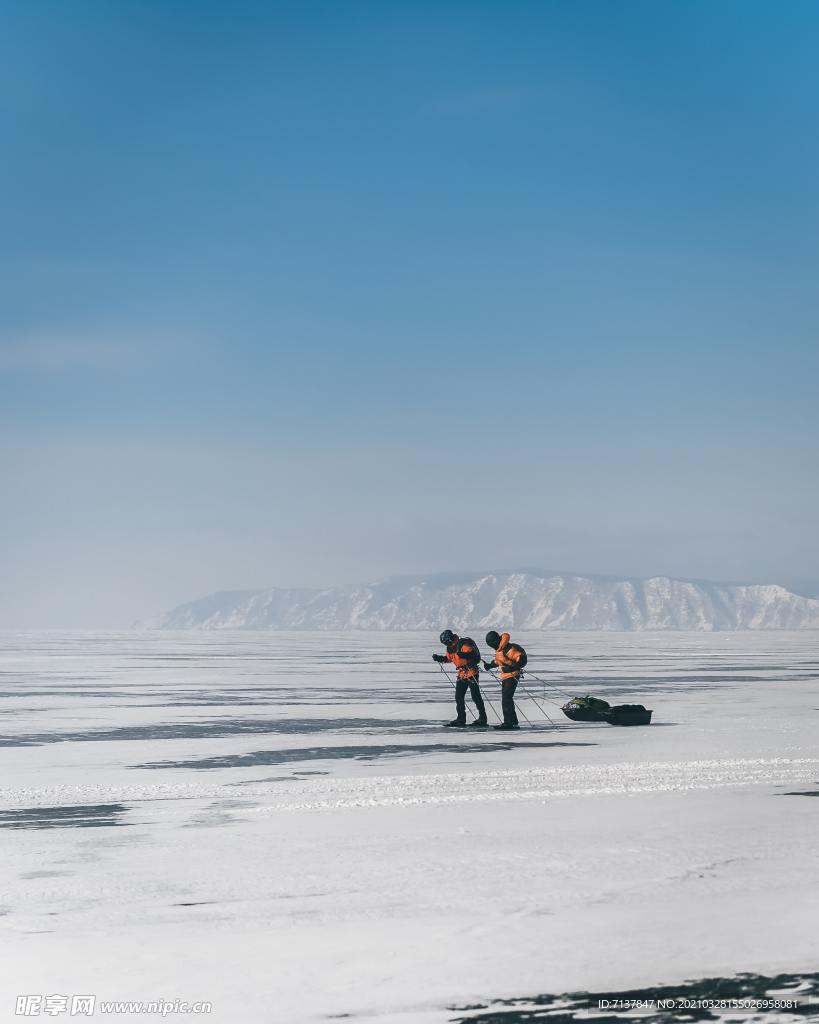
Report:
561,696,611,723
607,704,653,726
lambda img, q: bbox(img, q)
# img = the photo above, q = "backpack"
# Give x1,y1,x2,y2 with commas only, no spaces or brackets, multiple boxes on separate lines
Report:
507,642,527,670
457,637,481,666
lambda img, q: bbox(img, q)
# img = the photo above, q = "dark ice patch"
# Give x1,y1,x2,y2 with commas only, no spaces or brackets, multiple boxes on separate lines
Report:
20,870,74,879
450,971,819,1022
227,776,300,785
136,741,594,770
0,717,434,748
0,803,129,830
228,769,331,785
132,686,436,709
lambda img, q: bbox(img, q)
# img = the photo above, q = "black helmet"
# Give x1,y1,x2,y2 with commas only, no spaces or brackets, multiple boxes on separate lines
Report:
439,629,456,645
485,630,501,649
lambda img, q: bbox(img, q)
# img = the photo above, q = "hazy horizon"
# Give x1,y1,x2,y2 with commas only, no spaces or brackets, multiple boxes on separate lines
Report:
2,2,818,628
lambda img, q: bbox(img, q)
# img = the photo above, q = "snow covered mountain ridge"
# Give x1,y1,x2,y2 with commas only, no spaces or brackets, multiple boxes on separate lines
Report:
155,572,819,631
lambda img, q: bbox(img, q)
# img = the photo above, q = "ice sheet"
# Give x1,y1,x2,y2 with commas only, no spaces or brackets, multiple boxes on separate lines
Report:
1,630,818,1022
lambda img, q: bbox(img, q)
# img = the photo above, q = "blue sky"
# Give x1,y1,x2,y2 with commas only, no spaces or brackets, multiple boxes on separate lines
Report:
1,1,818,626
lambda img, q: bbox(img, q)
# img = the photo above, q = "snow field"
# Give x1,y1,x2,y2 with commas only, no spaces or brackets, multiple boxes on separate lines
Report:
1,630,818,1022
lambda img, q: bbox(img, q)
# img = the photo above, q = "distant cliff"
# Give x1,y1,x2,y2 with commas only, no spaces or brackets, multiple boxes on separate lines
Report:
155,572,819,631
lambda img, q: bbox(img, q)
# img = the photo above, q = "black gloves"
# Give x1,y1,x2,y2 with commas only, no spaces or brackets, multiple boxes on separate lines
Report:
432,654,447,663
483,660,496,671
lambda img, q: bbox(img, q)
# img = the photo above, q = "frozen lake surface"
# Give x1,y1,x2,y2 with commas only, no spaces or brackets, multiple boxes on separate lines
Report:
1,630,818,1022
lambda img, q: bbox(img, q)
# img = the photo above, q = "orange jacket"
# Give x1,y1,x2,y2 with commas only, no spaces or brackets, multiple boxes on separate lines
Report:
495,633,526,680
446,637,480,680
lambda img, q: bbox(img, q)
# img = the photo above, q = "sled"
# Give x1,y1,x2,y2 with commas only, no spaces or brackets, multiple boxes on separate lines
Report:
561,696,611,723
607,704,653,726
561,696,653,726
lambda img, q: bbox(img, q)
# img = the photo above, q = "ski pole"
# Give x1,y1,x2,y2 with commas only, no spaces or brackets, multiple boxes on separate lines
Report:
480,678,503,724
517,679,558,726
512,672,563,718
442,659,505,724
490,669,558,725
488,668,535,728
439,664,477,721
447,664,503,723
511,681,547,726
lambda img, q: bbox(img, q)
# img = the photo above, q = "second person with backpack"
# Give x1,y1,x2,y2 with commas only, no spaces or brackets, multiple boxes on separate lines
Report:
484,630,527,730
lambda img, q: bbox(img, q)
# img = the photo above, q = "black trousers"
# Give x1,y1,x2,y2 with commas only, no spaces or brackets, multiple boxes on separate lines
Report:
501,678,519,725
455,676,486,719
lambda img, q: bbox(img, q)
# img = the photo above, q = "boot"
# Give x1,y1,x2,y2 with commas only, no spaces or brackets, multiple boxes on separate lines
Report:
493,723,520,730
468,716,488,727
444,717,467,727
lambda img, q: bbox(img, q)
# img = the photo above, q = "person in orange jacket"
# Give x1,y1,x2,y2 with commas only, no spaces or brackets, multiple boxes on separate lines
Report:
432,629,487,727
483,630,527,730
